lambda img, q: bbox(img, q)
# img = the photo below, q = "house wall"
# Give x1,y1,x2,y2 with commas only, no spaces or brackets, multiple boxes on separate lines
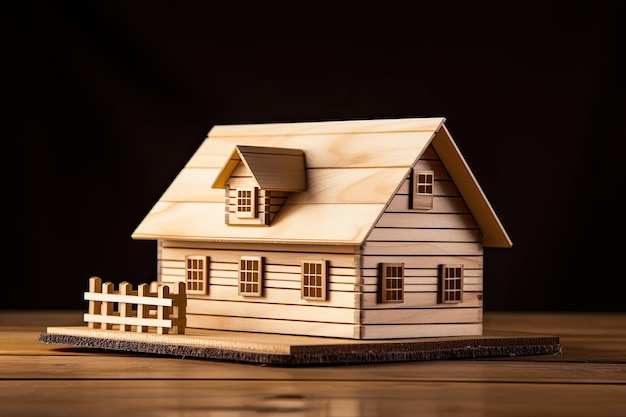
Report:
360,145,485,339
157,240,362,338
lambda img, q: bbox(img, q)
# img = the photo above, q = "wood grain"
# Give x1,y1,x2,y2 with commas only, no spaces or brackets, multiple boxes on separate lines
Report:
2,311,625,416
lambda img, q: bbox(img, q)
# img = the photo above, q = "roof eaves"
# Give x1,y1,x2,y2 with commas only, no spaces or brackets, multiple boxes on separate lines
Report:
432,125,512,248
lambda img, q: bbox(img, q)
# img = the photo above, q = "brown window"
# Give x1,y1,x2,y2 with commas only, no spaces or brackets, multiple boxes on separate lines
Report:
380,263,404,303
185,256,209,295
236,186,257,218
411,169,434,209
301,260,328,301
440,264,464,303
239,256,263,296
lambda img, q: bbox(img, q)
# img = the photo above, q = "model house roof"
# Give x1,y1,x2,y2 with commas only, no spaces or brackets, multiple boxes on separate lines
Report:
132,117,512,247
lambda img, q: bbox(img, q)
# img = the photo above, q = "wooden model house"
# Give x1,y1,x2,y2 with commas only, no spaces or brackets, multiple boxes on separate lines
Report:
131,117,512,339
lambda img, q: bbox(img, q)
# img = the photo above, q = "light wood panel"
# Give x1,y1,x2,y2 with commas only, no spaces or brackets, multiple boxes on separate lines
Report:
162,240,359,254
366,227,481,242
385,194,471,213
360,267,482,278
361,283,482,293
362,291,483,309
375,212,479,229
360,307,482,325
185,285,359,308
187,299,358,324
133,201,386,244
208,117,445,136
160,246,358,267
362,241,484,256
359,322,482,339
162,267,358,284
288,167,409,204
186,131,435,169
187,314,359,338
361,255,483,269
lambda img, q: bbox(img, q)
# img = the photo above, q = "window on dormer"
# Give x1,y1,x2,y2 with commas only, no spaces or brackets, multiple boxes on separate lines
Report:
236,186,257,218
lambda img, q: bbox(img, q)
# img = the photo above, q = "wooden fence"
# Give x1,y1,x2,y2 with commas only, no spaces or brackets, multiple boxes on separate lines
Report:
84,277,187,334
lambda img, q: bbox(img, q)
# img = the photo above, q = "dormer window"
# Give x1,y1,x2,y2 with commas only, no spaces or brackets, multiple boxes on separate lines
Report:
411,169,434,210
236,186,257,218
212,145,307,226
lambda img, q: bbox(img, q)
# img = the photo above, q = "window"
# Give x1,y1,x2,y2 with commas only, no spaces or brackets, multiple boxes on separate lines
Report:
185,256,209,295
380,263,404,303
440,264,464,303
236,186,257,218
411,169,434,209
239,256,263,296
301,260,328,301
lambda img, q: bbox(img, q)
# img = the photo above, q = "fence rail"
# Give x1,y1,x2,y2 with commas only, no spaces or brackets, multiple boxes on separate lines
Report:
84,277,186,334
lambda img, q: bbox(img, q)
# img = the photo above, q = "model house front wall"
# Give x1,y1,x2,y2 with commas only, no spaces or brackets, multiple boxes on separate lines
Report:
359,145,484,339
157,240,363,338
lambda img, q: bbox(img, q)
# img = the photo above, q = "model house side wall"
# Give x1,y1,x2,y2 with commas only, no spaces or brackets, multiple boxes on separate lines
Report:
157,240,362,338
360,145,484,339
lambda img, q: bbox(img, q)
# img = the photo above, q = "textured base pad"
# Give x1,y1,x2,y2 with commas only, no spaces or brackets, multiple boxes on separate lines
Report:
39,327,561,366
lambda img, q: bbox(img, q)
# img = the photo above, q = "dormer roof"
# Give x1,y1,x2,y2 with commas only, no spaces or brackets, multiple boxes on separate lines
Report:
212,145,306,191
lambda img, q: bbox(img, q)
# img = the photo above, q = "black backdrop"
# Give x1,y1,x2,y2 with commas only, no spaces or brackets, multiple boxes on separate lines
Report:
4,1,622,311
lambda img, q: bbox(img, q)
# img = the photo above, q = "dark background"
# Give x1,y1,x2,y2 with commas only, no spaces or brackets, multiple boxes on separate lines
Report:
3,1,622,311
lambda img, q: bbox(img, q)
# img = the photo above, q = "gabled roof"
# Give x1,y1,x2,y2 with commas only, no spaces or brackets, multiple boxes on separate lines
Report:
132,117,512,247
212,145,306,191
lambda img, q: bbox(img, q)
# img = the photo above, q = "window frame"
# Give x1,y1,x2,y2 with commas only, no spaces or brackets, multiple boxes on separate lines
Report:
440,264,464,303
185,255,209,295
411,169,434,210
380,263,404,303
238,256,263,296
235,186,257,218
301,260,328,301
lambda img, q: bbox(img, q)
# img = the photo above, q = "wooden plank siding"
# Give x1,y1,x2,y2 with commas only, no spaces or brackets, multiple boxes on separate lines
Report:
157,240,362,338
359,145,484,338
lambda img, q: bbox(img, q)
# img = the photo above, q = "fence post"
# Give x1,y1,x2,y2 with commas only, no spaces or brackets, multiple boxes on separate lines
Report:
136,283,149,333
87,277,102,329
172,282,186,335
157,285,170,335
101,282,115,330
118,281,132,331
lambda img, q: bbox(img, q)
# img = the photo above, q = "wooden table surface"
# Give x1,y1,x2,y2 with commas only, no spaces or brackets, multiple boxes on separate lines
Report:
1,311,625,417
